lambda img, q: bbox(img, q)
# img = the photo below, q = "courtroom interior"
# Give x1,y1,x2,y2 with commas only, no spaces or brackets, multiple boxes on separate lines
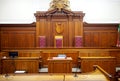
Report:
0,0,120,81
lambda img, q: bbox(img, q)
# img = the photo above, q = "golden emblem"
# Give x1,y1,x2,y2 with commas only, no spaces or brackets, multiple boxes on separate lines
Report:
55,23,64,34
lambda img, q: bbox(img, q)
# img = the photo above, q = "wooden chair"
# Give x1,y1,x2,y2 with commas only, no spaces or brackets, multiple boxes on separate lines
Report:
39,36,46,48
54,36,63,48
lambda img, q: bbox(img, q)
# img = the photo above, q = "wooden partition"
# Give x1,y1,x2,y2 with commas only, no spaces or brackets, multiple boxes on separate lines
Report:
1,47,120,67
41,50,79,67
80,57,116,75
1,57,39,73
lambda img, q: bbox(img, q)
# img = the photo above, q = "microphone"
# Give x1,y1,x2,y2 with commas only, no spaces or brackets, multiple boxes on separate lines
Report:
63,74,65,81
74,67,78,77
4,74,9,77
74,72,78,77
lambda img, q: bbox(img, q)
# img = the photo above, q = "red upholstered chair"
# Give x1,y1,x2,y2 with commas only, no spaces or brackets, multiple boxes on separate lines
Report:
39,36,46,48
54,36,63,48
75,36,83,47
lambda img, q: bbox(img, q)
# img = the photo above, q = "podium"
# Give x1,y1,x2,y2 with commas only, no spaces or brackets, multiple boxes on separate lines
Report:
47,57,72,73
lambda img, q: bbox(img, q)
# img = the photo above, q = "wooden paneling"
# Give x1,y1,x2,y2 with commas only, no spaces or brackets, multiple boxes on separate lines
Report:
41,51,78,66
0,48,120,74
1,48,120,67
0,56,1,74
83,23,118,47
48,57,72,73
0,27,1,52
36,20,84,47
0,23,119,49
1,31,35,48
18,51,41,57
110,51,120,66
0,24,36,49
35,9,85,48
80,57,116,75
1,57,39,73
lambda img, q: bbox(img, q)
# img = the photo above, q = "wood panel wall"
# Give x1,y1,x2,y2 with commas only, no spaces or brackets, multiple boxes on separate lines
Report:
0,23,119,49
84,23,118,47
35,10,85,48
0,24,36,48
36,20,83,47
0,27,1,52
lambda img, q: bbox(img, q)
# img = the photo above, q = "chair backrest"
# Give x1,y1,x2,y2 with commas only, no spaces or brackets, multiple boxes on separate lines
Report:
39,36,46,48
54,36,63,48
75,36,83,47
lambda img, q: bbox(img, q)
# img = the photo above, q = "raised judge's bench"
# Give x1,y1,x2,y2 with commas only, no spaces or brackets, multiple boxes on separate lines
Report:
1,57,39,73
80,56,116,75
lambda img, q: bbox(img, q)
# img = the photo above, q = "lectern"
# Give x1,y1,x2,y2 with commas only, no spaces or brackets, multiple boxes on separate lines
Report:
47,57,72,73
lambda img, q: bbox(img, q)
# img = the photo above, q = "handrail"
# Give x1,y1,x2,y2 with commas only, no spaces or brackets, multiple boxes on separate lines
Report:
93,65,113,80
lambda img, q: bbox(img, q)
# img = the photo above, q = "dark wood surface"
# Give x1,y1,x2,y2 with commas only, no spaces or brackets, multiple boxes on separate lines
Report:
1,57,39,73
0,23,118,48
35,9,85,47
80,56,116,75
1,47,120,67
47,57,72,73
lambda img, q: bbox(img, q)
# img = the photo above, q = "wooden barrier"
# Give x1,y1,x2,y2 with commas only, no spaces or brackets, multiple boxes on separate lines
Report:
1,57,39,73
80,56,116,75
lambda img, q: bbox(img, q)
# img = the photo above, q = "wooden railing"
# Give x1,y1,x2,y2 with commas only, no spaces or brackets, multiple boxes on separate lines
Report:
93,65,112,80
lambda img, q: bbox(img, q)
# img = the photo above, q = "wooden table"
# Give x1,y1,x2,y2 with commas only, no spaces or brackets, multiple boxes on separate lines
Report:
47,57,72,73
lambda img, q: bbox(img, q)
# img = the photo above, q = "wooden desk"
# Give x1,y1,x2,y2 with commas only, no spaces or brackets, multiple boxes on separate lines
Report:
47,57,72,73
80,57,116,75
1,57,39,73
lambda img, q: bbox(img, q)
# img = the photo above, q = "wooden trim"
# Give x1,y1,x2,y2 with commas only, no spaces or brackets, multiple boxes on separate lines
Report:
83,22,119,27
0,22,36,27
